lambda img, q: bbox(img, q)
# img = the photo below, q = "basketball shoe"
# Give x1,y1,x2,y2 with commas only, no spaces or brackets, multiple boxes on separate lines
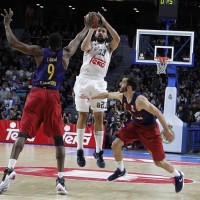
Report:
93,150,105,168
107,168,126,181
0,167,16,194
77,149,86,167
174,171,184,193
56,177,67,195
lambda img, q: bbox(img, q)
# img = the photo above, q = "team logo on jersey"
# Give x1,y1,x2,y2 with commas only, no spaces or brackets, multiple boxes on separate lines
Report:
90,56,106,68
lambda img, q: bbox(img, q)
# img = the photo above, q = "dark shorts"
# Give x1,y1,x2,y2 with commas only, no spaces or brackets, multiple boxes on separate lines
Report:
20,88,64,138
115,121,165,161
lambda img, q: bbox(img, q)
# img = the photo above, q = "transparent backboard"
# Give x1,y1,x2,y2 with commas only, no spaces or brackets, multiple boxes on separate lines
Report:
134,29,194,66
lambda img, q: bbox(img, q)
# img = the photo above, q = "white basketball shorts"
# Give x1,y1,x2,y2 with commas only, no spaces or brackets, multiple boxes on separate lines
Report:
74,75,107,112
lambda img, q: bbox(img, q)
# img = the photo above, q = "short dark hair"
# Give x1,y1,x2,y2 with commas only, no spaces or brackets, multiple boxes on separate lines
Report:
98,25,106,29
125,75,138,91
48,33,62,51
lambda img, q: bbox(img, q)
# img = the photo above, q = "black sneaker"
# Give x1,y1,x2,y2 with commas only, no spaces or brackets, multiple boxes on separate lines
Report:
107,168,126,181
77,149,86,167
174,171,184,193
93,150,105,168
0,167,16,194
56,177,67,195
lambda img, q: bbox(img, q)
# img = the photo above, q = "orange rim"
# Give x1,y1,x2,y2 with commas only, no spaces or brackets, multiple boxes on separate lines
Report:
154,57,170,64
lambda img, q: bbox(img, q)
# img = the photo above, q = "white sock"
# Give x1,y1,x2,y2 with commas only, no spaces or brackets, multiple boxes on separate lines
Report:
8,159,17,169
77,128,85,150
58,172,64,178
173,169,180,177
116,160,125,171
94,131,104,153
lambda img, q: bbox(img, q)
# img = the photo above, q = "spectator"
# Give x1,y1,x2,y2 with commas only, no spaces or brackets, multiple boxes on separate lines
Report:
177,93,187,105
176,105,189,122
0,83,9,103
11,89,20,106
114,101,124,115
187,110,195,126
7,107,17,120
63,112,76,124
0,107,6,120
4,92,14,115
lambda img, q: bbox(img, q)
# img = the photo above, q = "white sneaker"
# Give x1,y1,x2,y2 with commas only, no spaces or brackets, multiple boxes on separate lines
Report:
56,177,68,195
0,168,16,194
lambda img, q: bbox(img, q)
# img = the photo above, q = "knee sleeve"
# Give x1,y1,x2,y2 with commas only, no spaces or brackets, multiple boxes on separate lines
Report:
53,136,64,146
18,132,29,140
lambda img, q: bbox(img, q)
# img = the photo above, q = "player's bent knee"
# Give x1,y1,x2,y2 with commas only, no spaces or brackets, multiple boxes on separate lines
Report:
111,138,123,150
53,135,64,146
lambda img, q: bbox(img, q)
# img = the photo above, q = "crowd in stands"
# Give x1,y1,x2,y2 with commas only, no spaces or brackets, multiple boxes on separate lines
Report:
0,22,200,151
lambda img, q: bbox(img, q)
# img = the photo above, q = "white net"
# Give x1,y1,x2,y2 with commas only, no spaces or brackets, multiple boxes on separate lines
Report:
156,62,168,74
155,57,170,74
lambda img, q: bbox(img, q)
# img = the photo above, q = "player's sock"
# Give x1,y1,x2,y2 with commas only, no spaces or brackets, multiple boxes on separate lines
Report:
77,128,85,150
8,159,17,169
94,131,104,153
116,160,125,171
173,169,181,177
58,172,64,178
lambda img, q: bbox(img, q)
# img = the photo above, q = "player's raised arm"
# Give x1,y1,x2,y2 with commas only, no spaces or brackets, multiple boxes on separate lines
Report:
64,12,94,57
80,28,95,52
97,12,120,53
1,8,42,56
81,12,100,52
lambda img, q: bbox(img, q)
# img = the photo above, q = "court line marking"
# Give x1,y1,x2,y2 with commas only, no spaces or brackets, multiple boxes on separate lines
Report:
0,195,52,199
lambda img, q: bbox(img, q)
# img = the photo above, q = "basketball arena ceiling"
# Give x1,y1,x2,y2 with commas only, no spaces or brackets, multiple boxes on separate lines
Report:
1,0,200,34
39,0,200,33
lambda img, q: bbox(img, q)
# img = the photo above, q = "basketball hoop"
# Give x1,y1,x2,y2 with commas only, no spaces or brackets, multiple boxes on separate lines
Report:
154,57,171,74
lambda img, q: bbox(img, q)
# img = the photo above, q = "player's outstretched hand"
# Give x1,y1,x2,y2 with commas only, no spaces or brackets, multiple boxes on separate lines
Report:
1,8,13,26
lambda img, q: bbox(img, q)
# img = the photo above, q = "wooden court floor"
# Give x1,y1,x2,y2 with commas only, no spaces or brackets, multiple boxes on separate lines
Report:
0,143,200,200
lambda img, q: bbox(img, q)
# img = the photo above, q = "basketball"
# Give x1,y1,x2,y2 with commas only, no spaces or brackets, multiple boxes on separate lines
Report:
85,12,102,28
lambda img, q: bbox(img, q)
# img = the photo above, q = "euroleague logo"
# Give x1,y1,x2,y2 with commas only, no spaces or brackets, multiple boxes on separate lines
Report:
161,124,175,144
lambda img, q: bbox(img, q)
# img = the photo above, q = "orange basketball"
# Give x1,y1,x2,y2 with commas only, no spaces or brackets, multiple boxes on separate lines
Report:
85,12,102,28
91,12,102,28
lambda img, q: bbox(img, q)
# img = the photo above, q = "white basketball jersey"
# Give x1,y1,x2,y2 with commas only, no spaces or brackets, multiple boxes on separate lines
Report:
80,41,111,78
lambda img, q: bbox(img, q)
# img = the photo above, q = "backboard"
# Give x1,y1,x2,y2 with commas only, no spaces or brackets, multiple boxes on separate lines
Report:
134,29,194,67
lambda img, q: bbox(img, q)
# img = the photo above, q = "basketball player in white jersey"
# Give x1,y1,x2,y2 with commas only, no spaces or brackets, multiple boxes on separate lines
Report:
74,12,120,168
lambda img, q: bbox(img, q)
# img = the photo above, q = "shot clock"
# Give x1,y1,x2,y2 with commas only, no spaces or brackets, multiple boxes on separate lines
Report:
159,0,178,19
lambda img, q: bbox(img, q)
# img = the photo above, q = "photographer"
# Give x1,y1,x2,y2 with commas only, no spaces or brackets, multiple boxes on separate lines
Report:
108,114,122,148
